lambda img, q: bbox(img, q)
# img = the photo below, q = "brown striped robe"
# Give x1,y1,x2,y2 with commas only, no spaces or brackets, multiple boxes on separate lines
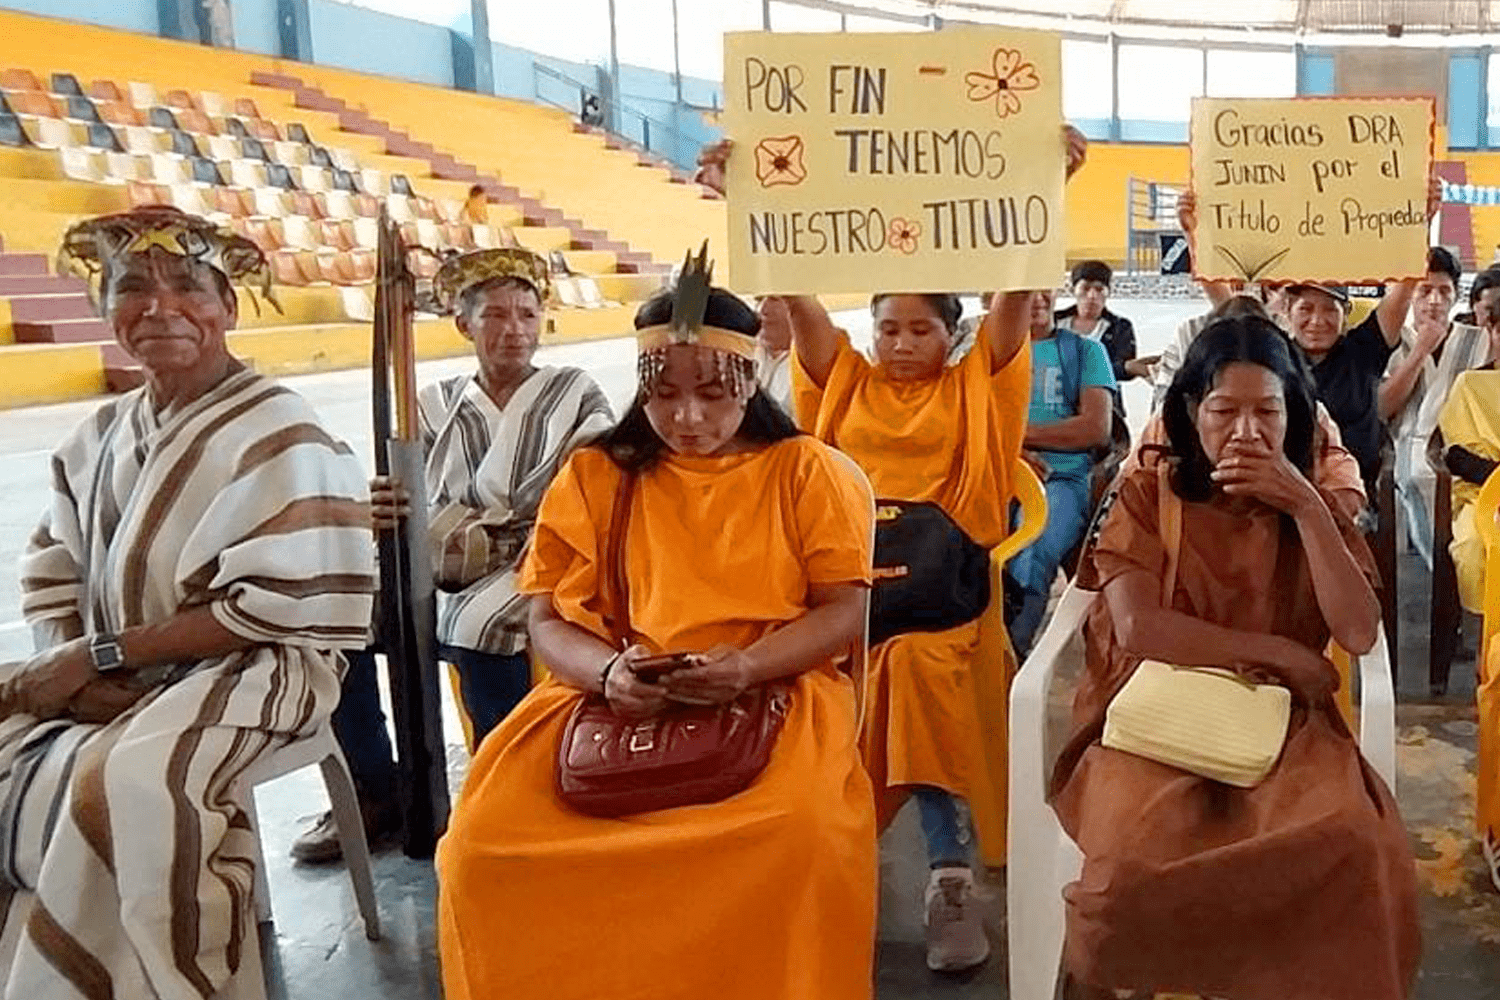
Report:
0,368,375,1000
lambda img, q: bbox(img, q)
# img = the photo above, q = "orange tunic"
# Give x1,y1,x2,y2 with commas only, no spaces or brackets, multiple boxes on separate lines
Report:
794,328,1029,864
436,437,879,1000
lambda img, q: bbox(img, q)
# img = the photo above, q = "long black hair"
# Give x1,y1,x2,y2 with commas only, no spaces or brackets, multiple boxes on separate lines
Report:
1160,314,1318,502
593,285,801,471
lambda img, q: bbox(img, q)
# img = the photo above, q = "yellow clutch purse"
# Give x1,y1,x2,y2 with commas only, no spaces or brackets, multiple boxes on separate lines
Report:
1103,660,1291,788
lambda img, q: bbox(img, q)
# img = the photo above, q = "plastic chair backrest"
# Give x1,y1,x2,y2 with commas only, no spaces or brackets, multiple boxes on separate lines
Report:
240,137,269,162
1473,468,1500,671
992,461,1048,567
224,116,249,139
66,95,100,123
390,173,413,196
266,163,297,190
287,122,311,144
331,168,358,193
191,156,224,186
308,145,333,168
0,115,28,149
86,122,122,152
52,73,84,97
170,129,199,158
149,106,179,130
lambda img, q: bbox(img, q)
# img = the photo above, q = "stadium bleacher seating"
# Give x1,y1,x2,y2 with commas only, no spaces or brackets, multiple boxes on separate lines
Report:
0,9,694,405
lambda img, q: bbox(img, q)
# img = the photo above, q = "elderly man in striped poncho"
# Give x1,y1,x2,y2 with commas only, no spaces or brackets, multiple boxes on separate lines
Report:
0,206,375,999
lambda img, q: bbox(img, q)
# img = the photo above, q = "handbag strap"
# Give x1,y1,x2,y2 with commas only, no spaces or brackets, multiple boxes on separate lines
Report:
1157,460,1182,608
602,469,637,649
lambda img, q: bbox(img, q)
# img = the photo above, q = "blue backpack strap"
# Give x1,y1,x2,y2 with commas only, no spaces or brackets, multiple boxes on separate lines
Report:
1055,327,1083,412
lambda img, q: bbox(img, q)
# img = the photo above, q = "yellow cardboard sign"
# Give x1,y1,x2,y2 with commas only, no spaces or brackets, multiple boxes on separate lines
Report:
1190,96,1435,284
722,28,1064,295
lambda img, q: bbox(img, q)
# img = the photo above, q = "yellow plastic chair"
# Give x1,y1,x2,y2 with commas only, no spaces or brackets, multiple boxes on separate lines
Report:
969,460,1048,867
1474,468,1500,669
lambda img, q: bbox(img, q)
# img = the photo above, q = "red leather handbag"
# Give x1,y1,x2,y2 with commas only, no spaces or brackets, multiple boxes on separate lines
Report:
554,471,790,818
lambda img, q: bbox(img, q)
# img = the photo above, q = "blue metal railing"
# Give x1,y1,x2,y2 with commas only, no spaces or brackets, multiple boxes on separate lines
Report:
532,62,700,172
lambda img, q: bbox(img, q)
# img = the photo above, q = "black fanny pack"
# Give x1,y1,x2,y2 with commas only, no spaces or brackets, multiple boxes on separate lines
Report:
869,500,991,647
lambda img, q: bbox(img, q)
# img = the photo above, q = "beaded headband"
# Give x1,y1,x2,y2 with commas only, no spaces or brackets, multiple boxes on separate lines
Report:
635,242,757,398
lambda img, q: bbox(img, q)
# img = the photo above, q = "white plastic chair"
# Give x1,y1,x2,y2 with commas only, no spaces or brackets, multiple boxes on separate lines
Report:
323,189,356,220
385,193,414,223
127,81,157,108
298,165,331,193
32,117,77,150
273,140,307,166
148,152,188,184
105,151,146,182
213,720,381,1000
198,91,225,116
1005,583,1396,1000
60,147,104,182
204,134,239,162
122,124,162,155
228,159,266,190
280,214,318,251
350,216,379,249
251,187,288,219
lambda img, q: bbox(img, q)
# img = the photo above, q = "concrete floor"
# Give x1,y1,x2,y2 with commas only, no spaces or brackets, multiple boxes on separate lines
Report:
5,299,1500,997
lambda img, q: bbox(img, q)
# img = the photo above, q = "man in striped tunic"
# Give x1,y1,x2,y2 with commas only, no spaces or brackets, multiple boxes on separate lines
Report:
0,206,375,998
292,247,612,862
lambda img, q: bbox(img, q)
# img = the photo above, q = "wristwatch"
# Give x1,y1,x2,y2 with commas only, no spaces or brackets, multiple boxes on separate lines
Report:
88,632,126,673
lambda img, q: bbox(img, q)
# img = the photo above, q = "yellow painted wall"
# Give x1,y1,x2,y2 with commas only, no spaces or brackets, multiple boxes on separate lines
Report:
1063,141,1190,267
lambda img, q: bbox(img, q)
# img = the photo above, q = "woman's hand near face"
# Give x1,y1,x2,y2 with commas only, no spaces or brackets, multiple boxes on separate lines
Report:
369,475,410,531
694,140,732,196
662,645,755,705
1062,125,1087,179
1210,438,1320,517
604,645,670,719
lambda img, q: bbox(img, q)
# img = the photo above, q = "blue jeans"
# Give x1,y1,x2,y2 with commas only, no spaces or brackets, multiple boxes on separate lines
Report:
913,785,972,868
332,645,533,809
440,645,533,748
332,647,397,807
1009,472,1092,659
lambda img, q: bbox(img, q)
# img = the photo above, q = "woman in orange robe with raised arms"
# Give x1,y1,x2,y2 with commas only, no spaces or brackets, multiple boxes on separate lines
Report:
695,123,1082,974
436,277,879,1000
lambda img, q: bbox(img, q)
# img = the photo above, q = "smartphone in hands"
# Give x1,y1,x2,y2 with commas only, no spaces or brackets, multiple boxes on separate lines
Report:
629,653,697,684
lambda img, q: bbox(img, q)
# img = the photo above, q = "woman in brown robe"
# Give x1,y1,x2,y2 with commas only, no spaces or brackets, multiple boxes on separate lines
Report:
1051,314,1420,1000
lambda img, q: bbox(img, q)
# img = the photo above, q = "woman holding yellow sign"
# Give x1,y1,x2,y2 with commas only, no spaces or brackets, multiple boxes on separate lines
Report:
697,123,1083,974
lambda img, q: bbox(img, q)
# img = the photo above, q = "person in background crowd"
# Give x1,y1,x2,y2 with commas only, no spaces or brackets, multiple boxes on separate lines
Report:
1054,315,1419,1000
3,206,375,998
1055,260,1154,403
1380,247,1487,565
756,295,794,411
695,125,1089,973
436,283,878,1000
1010,288,1117,659
459,183,489,226
292,248,612,863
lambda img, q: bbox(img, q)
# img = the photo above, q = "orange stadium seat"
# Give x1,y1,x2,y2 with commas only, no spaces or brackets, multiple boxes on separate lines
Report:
250,118,280,142
8,90,59,117
98,101,143,127
289,190,326,220
413,196,438,221
349,250,377,282
399,222,422,247
207,186,247,217
88,80,124,102
127,179,169,207
293,250,324,285
234,97,260,119
353,194,380,218
0,68,42,91
244,218,285,252
175,109,215,134
410,250,439,280
164,89,198,111
318,219,354,251
270,250,308,287
443,223,477,251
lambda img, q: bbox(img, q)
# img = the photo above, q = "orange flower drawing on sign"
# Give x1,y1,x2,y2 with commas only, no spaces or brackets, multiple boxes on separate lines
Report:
888,217,922,255
965,48,1040,119
754,136,807,188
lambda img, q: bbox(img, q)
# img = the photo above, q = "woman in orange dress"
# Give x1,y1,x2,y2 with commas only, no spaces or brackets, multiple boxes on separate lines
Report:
436,282,879,1000
1052,314,1419,999
692,126,1082,973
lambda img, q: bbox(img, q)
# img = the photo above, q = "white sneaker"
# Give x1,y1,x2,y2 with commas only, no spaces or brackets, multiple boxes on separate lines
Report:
923,866,990,972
